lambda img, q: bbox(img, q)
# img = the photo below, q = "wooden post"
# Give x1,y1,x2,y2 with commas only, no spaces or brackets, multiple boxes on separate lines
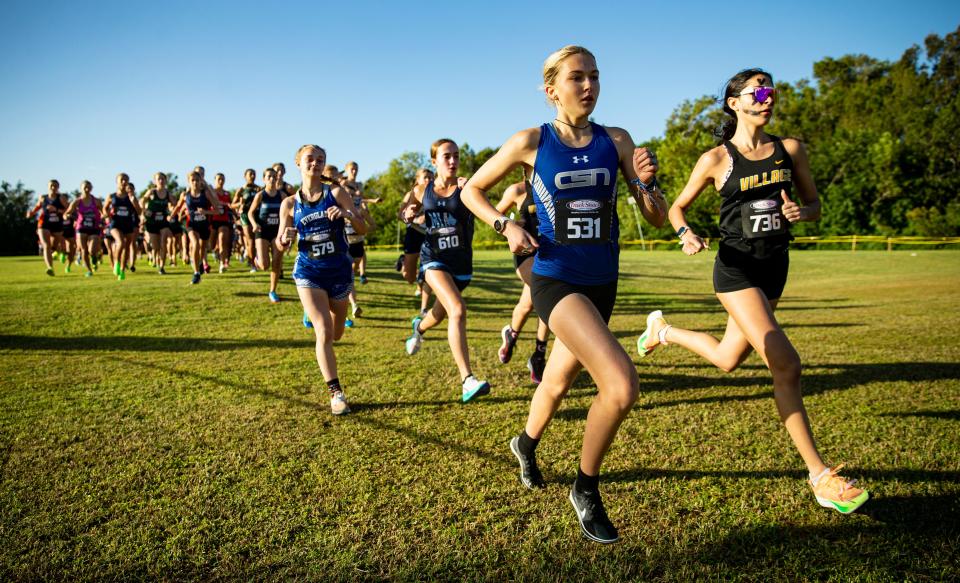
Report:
887,237,893,252
852,235,857,252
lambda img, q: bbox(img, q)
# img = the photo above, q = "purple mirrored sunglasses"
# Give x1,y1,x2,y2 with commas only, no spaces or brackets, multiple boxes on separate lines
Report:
739,86,776,104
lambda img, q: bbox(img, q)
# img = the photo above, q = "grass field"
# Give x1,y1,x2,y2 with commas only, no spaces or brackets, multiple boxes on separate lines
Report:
1,249,958,581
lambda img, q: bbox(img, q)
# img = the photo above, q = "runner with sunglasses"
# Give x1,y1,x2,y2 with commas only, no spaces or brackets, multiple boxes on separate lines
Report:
461,46,666,544
276,144,366,415
403,139,491,403
494,180,550,384
636,69,869,515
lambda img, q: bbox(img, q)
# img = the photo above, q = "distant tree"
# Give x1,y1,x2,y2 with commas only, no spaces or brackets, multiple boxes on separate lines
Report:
0,181,38,255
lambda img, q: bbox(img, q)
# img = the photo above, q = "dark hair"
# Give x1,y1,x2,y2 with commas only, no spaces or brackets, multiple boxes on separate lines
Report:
717,68,773,141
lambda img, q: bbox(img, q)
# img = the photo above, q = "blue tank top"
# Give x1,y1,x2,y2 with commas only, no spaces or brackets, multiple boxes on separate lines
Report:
531,122,620,285
258,191,283,227
420,182,474,275
110,193,135,229
185,192,210,226
294,187,351,270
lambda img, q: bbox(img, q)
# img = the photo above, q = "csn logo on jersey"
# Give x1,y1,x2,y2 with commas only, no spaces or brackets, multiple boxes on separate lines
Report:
554,168,611,190
566,200,602,212
750,200,778,210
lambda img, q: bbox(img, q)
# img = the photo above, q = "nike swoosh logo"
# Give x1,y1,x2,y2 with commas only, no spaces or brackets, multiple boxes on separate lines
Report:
774,160,784,165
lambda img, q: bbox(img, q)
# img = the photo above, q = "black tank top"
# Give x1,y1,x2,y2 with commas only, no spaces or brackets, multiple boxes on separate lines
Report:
420,182,474,275
110,193,135,229
717,136,794,259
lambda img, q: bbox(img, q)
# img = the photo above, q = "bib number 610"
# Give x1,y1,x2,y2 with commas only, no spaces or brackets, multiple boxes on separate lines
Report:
438,235,459,250
567,217,600,239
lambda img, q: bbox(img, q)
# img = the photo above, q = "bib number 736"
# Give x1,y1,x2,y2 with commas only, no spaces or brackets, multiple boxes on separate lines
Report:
750,213,781,233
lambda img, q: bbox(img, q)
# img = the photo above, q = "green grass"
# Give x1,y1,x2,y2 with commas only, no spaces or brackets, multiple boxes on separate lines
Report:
1,250,958,581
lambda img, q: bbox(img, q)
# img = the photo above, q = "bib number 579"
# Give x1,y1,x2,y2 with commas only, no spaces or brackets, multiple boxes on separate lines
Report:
567,217,600,239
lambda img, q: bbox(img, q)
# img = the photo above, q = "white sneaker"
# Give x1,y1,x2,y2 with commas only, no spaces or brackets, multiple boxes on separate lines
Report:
330,390,351,415
405,317,423,355
405,331,422,355
461,375,490,402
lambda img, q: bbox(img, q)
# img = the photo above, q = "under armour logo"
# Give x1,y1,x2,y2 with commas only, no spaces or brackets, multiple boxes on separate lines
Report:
572,155,589,164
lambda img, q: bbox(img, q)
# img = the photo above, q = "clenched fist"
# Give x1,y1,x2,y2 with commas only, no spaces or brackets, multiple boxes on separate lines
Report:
633,147,659,185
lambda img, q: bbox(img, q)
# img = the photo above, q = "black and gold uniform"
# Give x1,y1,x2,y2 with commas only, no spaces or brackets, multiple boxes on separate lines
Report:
714,136,793,299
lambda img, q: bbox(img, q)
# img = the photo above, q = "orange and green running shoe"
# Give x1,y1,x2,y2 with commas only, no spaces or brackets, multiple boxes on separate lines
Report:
810,464,869,514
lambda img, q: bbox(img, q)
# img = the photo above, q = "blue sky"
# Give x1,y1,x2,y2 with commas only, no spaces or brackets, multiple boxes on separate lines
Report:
1,0,957,195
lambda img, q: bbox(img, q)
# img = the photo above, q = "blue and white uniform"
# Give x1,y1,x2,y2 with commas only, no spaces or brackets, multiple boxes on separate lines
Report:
292,187,353,300
419,182,475,290
528,122,621,324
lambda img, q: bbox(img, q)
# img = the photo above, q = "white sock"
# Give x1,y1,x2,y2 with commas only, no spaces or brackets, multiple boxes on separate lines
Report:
658,325,672,345
810,467,830,486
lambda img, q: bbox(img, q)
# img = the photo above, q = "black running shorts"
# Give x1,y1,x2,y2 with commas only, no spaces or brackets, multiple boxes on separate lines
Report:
348,242,365,259
531,272,617,327
713,245,789,300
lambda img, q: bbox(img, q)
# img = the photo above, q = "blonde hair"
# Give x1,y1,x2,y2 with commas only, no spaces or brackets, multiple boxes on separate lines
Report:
430,138,457,160
187,171,202,182
323,164,339,176
345,161,358,171
542,45,596,100
294,145,326,166
415,167,433,182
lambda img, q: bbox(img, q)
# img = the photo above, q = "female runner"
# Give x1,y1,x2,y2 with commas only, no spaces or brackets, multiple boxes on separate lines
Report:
494,180,550,384
140,172,174,274
64,180,103,277
403,139,490,403
210,172,233,273
170,171,222,284
232,168,260,271
102,173,142,280
335,164,376,322
276,144,366,415
460,46,666,544
398,169,434,317
248,167,286,302
635,69,869,515
26,179,65,276
60,190,77,273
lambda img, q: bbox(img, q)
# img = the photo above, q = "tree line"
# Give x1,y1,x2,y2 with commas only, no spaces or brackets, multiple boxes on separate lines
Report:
3,27,956,255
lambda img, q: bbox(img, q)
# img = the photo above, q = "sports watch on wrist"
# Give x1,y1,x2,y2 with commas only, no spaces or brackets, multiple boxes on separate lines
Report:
493,216,511,234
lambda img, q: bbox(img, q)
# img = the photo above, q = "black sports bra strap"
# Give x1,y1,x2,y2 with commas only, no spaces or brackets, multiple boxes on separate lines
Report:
722,140,739,161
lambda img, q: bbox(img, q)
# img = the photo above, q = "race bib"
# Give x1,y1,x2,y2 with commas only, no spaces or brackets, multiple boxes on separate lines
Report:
192,211,207,222
430,225,463,252
554,198,612,245
300,232,338,259
115,207,129,217
47,214,60,223
82,216,95,228
740,199,788,239
266,216,279,226
153,212,165,221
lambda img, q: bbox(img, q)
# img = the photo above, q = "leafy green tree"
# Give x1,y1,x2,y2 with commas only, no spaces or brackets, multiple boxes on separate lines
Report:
0,181,38,255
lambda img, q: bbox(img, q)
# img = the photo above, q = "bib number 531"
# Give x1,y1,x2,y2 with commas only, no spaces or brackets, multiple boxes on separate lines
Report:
567,217,600,239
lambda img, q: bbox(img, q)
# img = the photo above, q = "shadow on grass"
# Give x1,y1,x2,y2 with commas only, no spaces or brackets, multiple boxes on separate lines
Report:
0,334,314,352
876,410,960,421
687,494,959,579
600,467,960,484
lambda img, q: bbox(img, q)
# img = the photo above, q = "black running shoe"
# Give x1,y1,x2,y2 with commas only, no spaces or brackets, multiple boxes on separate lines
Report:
509,436,545,489
568,486,620,544
527,353,546,384
394,254,403,272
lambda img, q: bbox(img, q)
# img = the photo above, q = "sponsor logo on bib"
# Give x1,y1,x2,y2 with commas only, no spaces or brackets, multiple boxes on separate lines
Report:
566,199,602,212
750,200,778,210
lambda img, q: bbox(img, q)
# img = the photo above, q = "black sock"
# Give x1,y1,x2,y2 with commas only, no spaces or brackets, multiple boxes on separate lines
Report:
326,377,342,396
534,339,547,355
575,467,599,493
517,430,539,456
